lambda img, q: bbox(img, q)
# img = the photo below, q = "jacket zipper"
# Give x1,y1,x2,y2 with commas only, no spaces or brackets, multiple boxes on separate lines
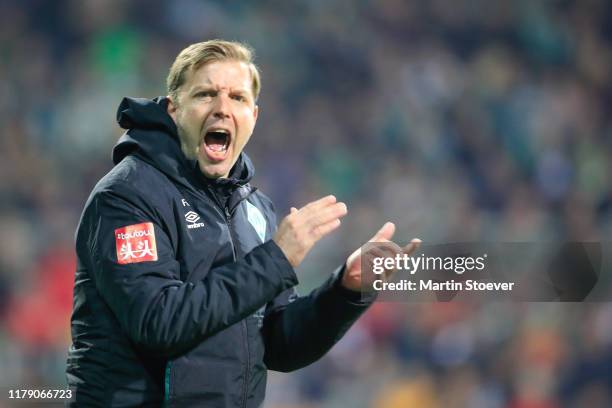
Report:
223,206,251,408
205,186,251,408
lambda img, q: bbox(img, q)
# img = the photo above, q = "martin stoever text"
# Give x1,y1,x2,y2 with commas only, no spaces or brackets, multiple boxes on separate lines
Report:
372,279,515,292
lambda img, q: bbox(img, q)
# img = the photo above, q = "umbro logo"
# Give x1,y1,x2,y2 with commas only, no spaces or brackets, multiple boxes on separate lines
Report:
185,211,205,229
185,211,200,223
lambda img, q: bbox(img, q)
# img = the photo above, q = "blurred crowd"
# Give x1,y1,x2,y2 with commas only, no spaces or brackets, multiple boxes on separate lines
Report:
1,0,611,406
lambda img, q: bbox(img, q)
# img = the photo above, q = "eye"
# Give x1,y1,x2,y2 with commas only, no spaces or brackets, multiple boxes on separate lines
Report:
194,90,215,99
231,94,246,102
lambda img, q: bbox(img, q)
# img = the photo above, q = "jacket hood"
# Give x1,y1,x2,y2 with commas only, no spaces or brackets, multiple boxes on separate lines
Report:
113,97,255,191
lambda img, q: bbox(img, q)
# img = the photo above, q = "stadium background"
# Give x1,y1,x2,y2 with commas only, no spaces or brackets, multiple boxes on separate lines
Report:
1,0,612,406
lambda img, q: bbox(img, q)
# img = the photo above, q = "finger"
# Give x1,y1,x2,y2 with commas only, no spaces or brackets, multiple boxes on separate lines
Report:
312,218,342,239
402,238,422,256
367,244,398,261
365,247,390,262
380,239,421,282
369,222,395,242
291,201,346,229
304,202,347,228
299,195,337,213
288,198,339,225
365,239,402,260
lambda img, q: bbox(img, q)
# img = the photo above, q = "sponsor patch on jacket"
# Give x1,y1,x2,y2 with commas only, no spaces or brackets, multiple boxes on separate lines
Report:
246,201,267,243
115,222,158,264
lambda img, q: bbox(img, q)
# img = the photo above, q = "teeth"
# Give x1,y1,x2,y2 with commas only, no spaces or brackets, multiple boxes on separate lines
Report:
203,128,230,155
208,145,227,152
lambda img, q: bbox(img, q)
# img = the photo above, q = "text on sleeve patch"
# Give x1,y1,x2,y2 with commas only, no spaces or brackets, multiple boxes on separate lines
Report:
115,222,158,264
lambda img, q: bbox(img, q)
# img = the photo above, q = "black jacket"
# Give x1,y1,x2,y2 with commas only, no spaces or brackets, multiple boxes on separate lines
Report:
66,97,374,407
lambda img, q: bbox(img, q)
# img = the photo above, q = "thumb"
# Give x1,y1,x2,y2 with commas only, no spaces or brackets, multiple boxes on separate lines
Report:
290,207,298,214
370,222,395,242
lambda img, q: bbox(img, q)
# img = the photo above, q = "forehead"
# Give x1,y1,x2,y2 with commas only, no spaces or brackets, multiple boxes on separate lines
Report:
186,60,253,92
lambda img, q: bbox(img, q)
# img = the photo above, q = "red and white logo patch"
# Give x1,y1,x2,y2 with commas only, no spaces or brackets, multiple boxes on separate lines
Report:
115,222,158,264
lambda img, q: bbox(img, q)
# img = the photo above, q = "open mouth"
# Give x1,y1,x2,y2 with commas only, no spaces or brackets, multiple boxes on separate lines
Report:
202,129,231,162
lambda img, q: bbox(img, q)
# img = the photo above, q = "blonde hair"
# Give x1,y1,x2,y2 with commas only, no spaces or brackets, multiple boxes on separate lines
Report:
167,39,261,103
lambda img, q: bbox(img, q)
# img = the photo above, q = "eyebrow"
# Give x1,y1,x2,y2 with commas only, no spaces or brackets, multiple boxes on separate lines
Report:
189,85,214,93
190,85,250,93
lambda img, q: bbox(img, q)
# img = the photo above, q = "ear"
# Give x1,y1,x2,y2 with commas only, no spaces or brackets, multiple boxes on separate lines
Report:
166,95,178,122
253,104,258,123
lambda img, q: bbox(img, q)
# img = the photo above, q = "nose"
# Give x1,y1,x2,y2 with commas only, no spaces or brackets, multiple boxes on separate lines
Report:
213,93,231,119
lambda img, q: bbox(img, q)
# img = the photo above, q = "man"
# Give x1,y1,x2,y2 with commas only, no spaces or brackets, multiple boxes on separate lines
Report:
67,39,419,407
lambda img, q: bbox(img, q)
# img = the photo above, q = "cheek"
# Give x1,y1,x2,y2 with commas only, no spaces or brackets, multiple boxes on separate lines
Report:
181,107,200,127
176,111,202,146
236,125,254,150
237,110,256,137
179,102,206,121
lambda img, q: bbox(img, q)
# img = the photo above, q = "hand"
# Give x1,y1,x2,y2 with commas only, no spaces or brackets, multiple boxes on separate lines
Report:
342,222,421,292
274,195,347,267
